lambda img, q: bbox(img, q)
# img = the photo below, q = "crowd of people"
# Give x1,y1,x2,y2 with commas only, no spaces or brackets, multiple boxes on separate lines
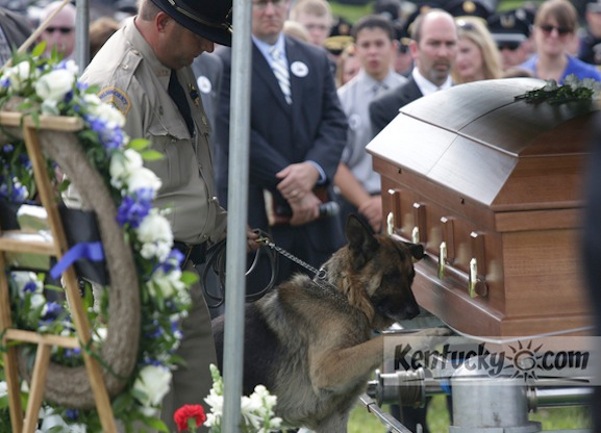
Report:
0,0,600,431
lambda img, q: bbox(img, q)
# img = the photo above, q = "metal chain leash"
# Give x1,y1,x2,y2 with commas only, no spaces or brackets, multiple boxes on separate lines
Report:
255,231,328,281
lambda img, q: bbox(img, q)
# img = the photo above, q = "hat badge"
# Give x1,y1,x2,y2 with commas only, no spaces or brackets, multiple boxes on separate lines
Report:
463,1,476,14
500,14,515,29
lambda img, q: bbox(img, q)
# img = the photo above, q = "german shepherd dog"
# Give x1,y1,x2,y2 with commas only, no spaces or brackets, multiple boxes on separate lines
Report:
212,215,443,432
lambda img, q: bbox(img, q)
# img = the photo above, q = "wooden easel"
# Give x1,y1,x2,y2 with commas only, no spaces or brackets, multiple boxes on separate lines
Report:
0,113,117,433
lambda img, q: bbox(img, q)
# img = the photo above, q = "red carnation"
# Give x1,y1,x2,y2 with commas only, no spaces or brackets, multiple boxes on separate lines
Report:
173,404,207,432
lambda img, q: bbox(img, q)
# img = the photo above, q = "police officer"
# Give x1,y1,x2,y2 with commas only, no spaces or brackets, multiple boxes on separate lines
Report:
81,1,257,431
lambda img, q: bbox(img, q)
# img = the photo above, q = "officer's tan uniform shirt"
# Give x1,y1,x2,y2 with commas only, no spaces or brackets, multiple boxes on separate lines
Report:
81,17,227,245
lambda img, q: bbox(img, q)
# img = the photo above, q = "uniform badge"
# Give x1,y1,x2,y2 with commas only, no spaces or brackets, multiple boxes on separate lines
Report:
291,61,308,77
98,86,131,116
189,83,201,107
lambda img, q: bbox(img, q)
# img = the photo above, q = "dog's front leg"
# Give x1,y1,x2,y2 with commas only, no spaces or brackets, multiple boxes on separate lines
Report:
309,335,384,393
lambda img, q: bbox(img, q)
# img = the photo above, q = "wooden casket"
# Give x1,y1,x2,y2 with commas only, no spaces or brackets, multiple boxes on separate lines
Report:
367,78,597,337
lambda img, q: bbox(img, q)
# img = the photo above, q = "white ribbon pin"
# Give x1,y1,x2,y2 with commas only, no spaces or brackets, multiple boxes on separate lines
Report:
290,61,308,77
197,76,212,94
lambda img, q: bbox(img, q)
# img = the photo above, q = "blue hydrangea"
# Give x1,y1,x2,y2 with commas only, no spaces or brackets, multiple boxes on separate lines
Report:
116,188,154,228
64,348,81,358
65,409,79,421
41,301,63,323
85,115,125,150
158,248,184,274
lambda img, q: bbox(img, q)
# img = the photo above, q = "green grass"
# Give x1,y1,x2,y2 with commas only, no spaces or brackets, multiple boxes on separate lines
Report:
349,395,592,432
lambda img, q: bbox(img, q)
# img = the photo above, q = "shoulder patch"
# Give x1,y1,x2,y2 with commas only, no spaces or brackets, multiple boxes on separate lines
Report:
98,86,131,116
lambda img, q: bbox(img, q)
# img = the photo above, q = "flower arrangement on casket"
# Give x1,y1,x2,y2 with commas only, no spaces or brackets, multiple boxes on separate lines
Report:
514,74,601,105
0,45,197,432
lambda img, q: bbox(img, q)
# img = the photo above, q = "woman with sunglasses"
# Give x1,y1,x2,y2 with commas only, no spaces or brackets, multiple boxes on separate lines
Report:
519,0,601,83
452,16,502,84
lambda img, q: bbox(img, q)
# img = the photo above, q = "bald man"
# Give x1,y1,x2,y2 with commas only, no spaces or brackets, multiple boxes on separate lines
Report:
39,1,76,59
369,9,458,135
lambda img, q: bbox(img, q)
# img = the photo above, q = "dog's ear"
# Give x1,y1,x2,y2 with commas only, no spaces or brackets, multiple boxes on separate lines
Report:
403,242,425,261
346,215,379,269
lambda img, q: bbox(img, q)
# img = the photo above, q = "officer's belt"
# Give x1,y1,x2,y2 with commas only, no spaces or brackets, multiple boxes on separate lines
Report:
173,241,207,266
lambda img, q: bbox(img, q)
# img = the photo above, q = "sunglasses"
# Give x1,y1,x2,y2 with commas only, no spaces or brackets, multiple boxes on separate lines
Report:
498,42,520,51
45,26,74,34
539,24,572,36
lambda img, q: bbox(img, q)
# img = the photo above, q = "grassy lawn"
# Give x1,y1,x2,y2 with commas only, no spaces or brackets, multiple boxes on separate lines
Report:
349,395,592,432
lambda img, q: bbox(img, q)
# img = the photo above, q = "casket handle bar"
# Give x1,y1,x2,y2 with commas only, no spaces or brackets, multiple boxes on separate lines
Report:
469,231,488,298
438,241,447,279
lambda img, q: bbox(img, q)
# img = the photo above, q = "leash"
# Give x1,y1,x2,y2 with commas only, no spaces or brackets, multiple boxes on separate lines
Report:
201,230,333,307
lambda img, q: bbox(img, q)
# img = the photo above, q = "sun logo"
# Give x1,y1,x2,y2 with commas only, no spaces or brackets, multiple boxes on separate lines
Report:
503,340,544,383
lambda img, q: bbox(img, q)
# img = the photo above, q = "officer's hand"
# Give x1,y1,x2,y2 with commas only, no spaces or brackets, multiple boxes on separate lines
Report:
289,191,320,226
276,162,319,201
246,227,260,252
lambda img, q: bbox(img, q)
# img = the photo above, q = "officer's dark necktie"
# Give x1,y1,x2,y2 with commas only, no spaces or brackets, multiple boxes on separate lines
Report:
168,69,194,135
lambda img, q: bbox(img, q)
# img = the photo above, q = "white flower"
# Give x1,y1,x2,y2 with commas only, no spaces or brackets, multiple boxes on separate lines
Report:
34,68,75,102
0,381,7,398
136,210,173,262
11,271,43,298
149,267,185,298
61,59,79,75
38,407,68,432
93,102,126,127
40,99,59,115
132,365,172,407
126,166,161,195
109,148,144,188
5,61,31,91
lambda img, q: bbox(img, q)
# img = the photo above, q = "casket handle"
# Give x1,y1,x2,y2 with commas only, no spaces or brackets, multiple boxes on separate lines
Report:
386,212,394,236
468,258,488,298
438,241,447,279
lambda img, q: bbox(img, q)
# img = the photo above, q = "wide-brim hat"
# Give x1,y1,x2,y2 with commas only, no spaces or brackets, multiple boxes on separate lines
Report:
150,0,233,46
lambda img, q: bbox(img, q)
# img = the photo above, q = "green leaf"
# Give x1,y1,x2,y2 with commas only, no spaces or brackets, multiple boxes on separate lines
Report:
31,42,45,58
127,138,151,151
140,149,164,161
180,270,199,286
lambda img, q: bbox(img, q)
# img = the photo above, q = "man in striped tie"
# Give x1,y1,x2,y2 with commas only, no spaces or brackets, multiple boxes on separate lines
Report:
214,0,348,294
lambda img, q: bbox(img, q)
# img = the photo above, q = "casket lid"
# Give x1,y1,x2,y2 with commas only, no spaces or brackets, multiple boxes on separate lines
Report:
367,78,599,211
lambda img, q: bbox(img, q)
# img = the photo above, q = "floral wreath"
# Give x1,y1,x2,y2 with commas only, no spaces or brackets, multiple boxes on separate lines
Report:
0,45,195,431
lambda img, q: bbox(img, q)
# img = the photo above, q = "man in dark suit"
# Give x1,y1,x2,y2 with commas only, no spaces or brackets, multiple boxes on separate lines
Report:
369,9,458,135
215,0,347,291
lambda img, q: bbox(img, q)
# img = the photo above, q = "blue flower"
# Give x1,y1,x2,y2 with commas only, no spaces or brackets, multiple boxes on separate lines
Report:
64,348,81,358
116,188,154,228
65,409,79,421
23,281,38,293
145,320,163,339
41,301,62,322
2,144,13,153
159,248,184,274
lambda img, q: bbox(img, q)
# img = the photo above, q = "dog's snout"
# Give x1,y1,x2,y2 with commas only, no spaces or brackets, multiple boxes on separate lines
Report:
404,302,420,320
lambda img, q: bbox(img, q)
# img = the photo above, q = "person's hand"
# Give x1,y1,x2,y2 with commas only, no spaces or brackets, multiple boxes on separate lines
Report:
276,162,319,202
289,191,320,226
246,227,260,252
358,195,383,233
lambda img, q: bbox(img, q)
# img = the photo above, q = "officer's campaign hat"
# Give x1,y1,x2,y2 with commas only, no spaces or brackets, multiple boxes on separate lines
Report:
444,0,492,20
588,0,601,13
487,9,531,51
150,0,233,46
